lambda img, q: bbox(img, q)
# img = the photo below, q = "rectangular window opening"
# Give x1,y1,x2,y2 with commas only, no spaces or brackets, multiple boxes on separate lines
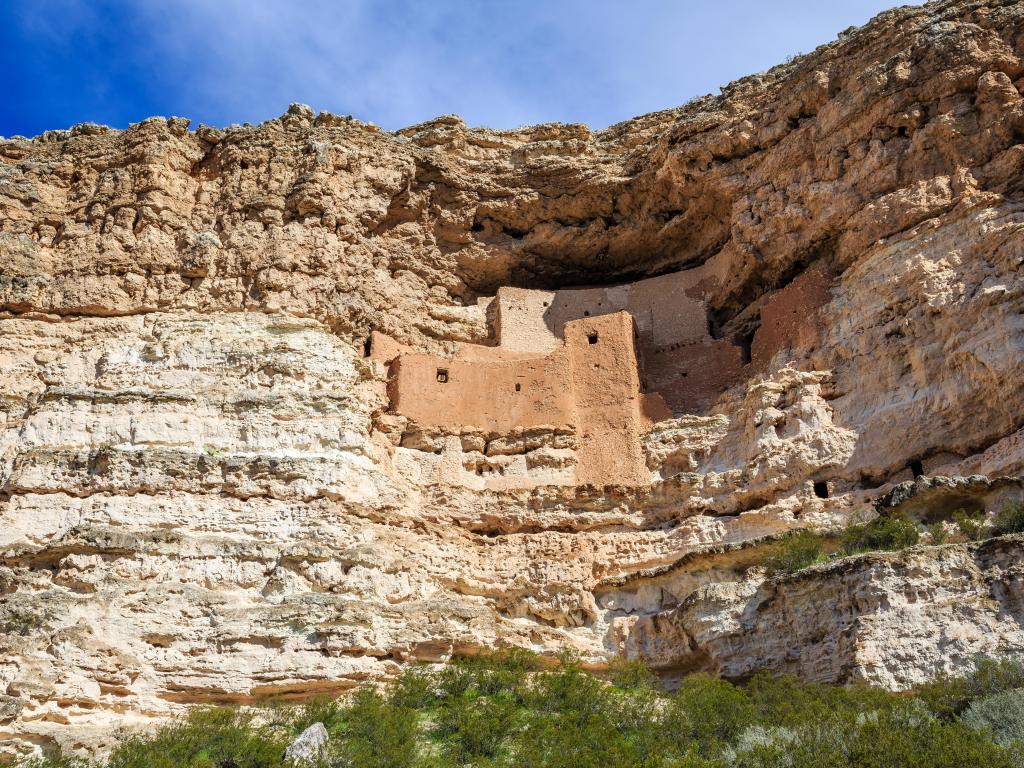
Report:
587,333,599,345
436,368,449,383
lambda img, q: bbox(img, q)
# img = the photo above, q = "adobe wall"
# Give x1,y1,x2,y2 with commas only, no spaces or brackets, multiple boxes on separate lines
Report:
751,262,833,368
494,287,561,353
624,269,709,348
641,340,746,414
565,312,652,487
376,264,832,490
495,266,711,355
387,350,574,434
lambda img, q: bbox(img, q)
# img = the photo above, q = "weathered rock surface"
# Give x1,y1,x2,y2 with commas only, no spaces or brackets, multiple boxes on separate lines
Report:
624,534,1024,691
284,722,328,765
2,0,1024,758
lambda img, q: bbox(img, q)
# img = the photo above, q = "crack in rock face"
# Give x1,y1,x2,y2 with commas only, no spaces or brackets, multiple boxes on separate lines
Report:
3,0,1024,757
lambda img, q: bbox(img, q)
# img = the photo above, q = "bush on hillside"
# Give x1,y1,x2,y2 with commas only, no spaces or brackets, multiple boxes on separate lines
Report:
762,530,828,575
839,511,919,556
18,653,1024,768
917,656,1024,718
435,690,517,762
990,502,1024,537
608,657,657,690
388,664,438,710
106,707,289,768
927,521,949,545
672,674,756,755
953,508,987,541
963,688,1024,746
336,688,418,768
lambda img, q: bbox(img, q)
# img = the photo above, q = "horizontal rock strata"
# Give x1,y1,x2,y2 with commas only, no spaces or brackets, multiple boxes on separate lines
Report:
2,0,1024,758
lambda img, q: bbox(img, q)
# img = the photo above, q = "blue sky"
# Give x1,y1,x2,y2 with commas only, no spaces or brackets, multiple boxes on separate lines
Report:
0,1,916,138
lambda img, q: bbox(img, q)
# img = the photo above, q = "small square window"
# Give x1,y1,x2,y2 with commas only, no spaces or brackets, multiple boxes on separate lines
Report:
515,383,521,392
587,333,598,345
436,368,449,383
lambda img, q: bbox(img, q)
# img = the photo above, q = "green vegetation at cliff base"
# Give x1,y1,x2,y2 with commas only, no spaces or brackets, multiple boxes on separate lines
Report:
21,652,1024,768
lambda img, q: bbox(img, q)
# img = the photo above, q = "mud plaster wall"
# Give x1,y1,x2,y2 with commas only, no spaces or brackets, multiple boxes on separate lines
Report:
495,287,561,353
641,341,746,414
752,262,834,368
566,312,653,487
388,350,574,434
547,272,709,349
497,268,711,356
381,264,832,485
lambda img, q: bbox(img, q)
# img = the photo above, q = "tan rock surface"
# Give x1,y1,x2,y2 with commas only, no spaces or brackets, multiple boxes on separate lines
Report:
2,0,1024,758
623,533,1024,690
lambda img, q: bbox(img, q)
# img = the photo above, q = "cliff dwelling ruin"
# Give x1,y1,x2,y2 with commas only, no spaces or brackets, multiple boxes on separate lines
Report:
371,262,832,490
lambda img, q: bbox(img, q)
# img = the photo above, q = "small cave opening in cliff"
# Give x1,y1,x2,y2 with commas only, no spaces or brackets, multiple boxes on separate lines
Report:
362,335,372,357
910,460,924,478
737,332,754,365
813,481,830,499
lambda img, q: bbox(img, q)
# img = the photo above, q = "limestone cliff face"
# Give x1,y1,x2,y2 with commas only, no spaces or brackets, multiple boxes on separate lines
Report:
2,0,1024,757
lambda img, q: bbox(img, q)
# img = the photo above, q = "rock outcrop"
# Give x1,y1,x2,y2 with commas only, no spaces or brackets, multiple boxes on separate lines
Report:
625,532,1024,691
2,0,1024,758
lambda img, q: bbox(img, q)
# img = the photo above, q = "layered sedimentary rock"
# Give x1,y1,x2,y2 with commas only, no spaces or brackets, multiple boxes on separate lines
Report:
625,532,1024,690
2,0,1024,758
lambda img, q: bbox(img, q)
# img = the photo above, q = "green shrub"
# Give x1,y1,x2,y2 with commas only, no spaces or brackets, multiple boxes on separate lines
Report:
435,661,475,701
608,657,656,690
763,531,827,575
840,704,1019,768
746,672,897,729
435,691,517,762
722,724,795,766
525,652,607,717
963,688,1024,745
388,664,438,710
279,695,344,738
19,654,1024,768
917,656,1024,718
748,703,1021,768
106,707,289,768
954,508,986,541
839,511,919,556
336,688,418,768
672,675,755,755
990,502,1024,537
927,521,949,545
469,647,540,698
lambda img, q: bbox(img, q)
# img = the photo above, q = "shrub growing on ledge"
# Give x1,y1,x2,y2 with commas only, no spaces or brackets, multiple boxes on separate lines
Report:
839,511,919,556
763,530,828,574
989,501,1024,537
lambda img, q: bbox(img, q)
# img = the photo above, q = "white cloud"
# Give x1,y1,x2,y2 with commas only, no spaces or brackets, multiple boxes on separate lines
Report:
11,0,924,131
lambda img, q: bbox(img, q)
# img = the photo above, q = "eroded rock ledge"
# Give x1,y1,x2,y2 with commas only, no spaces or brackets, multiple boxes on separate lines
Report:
624,533,1024,691
2,0,1024,759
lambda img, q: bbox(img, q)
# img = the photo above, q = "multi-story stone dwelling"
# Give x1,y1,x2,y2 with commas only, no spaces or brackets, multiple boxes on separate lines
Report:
371,263,831,488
